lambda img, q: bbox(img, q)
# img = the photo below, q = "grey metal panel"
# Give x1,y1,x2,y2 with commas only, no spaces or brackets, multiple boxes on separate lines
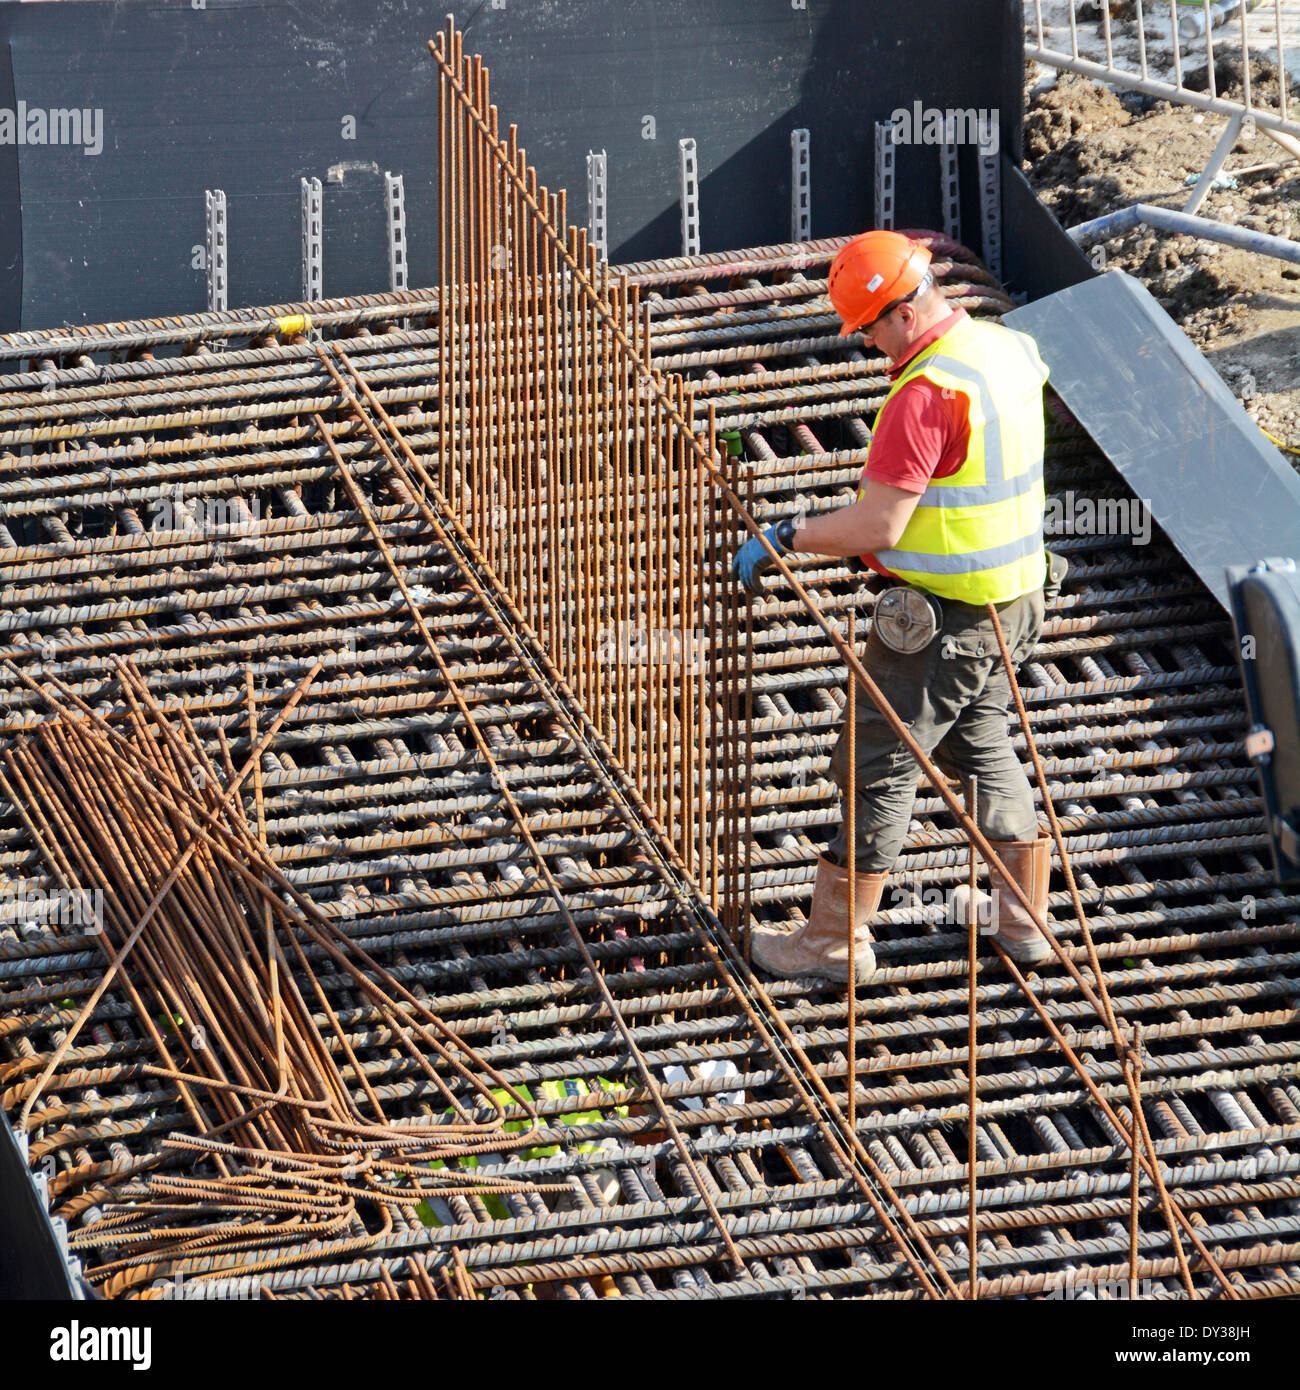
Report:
0,1109,78,1299
0,0,1024,331
1006,271,1300,613
1228,562,1300,883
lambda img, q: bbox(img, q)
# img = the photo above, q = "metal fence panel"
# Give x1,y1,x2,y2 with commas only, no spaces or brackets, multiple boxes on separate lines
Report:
1025,0,1300,140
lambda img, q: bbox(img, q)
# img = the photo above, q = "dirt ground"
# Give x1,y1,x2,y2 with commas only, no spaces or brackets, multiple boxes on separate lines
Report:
1023,61,1300,469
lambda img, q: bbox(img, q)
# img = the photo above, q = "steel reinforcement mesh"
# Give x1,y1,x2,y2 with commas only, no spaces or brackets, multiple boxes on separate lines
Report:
0,232,1296,1300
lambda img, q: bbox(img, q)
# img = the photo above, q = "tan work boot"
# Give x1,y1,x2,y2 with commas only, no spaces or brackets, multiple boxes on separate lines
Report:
953,836,1054,967
751,855,885,983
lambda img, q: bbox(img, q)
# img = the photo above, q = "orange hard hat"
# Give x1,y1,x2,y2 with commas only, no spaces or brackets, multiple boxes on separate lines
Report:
828,231,933,337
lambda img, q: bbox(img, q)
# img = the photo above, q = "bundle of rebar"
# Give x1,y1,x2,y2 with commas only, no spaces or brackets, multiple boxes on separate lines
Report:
1,657,584,1297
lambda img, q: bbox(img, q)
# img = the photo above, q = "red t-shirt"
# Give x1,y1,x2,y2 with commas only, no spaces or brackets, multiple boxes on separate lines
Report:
859,306,970,577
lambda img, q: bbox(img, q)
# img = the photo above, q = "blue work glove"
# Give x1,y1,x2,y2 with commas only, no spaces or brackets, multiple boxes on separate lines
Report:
730,519,796,596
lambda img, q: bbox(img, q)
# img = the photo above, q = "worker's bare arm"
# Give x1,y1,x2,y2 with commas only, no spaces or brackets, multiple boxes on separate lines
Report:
789,480,923,557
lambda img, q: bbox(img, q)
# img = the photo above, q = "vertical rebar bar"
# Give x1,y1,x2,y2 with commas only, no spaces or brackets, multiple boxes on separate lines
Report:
743,462,755,964
846,607,857,1139
967,774,979,1300
1129,1030,1142,1300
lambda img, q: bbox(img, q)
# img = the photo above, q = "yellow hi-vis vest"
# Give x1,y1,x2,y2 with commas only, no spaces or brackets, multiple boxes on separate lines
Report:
861,316,1050,605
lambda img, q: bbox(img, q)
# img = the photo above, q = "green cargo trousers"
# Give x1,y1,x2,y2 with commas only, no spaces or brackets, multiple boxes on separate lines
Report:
824,585,1045,873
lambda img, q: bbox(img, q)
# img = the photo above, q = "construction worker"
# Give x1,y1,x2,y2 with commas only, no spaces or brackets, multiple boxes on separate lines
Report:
730,230,1058,983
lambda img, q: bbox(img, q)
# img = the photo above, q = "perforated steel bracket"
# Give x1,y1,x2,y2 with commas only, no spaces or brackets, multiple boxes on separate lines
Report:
678,137,700,257
300,176,323,321
873,120,897,231
939,144,961,242
384,171,408,294
790,127,811,243
205,189,228,316
586,149,608,263
1245,726,1275,760
978,150,1002,280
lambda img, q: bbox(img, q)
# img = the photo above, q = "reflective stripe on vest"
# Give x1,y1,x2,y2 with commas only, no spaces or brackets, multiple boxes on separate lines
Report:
861,317,1050,605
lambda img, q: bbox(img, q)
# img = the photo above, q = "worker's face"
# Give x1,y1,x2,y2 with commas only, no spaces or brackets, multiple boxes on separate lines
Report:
861,303,914,363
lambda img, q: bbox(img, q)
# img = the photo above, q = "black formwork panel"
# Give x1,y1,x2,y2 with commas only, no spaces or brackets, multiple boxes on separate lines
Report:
0,0,1024,330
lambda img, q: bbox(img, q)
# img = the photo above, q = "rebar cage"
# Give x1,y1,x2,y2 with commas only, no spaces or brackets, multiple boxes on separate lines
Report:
0,19,1297,1301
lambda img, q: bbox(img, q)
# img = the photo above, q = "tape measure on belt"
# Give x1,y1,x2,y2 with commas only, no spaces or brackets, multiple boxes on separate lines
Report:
873,584,942,654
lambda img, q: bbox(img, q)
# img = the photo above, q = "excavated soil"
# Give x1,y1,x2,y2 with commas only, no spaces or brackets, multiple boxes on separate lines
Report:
1024,62,1300,466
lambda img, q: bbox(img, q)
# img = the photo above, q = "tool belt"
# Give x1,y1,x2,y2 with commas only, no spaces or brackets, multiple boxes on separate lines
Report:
860,551,1066,655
